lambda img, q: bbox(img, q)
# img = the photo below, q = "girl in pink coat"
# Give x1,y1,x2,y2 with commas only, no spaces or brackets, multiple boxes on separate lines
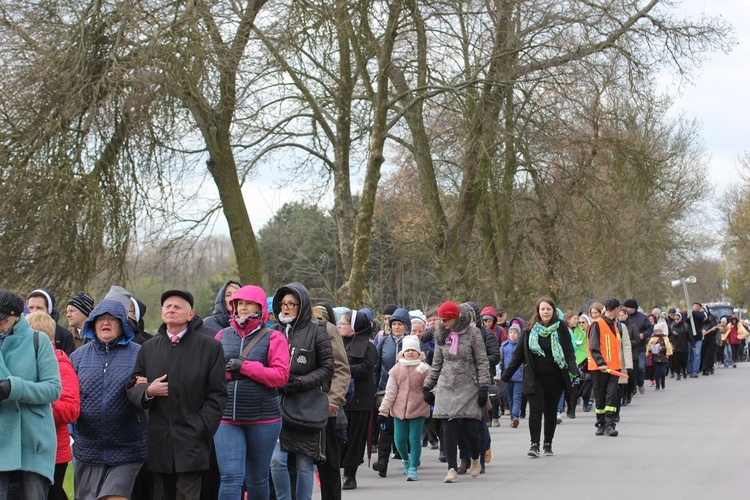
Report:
377,335,431,481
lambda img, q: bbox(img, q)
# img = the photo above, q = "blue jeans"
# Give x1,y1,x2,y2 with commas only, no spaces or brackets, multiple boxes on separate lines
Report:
214,420,281,500
637,352,646,388
0,471,49,499
724,344,732,366
691,340,702,374
505,381,523,419
270,443,314,500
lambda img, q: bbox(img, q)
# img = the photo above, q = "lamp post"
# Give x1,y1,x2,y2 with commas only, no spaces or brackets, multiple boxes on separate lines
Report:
671,275,698,341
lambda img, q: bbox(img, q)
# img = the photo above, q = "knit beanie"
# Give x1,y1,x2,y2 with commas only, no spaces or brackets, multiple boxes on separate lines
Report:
438,301,460,321
508,323,521,335
0,290,25,320
67,291,95,318
104,286,132,312
383,304,398,316
402,335,421,353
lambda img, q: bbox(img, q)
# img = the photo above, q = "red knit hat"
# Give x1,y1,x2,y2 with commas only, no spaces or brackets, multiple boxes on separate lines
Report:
438,301,461,321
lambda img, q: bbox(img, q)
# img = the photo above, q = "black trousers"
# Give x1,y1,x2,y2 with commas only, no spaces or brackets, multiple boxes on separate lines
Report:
376,416,395,468
48,463,68,500
527,373,564,445
673,351,689,376
701,339,717,372
153,471,202,500
591,370,619,428
318,417,341,500
441,419,482,470
341,410,370,471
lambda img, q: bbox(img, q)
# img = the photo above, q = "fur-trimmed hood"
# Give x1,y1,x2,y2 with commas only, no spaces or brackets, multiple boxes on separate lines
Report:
435,303,473,345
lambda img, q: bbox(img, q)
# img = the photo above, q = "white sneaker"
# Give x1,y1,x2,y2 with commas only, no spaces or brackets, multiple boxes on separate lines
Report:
556,413,562,424
444,468,458,483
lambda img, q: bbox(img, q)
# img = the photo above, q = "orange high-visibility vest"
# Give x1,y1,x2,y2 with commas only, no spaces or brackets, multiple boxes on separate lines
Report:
587,317,623,371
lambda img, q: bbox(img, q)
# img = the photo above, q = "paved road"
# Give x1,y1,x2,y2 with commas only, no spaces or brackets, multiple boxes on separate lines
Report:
334,363,748,499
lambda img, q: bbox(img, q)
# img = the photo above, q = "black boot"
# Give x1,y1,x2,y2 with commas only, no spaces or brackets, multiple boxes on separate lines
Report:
342,467,358,490
372,460,387,478
456,458,469,474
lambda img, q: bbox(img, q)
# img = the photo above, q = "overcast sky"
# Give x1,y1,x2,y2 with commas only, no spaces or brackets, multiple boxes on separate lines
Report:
236,0,748,233
661,0,748,188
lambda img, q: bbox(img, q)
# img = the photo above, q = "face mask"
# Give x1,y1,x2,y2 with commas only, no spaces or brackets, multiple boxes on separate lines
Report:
279,315,296,324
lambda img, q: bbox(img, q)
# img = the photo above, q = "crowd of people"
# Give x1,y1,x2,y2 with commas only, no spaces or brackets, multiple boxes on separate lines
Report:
1,282,747,500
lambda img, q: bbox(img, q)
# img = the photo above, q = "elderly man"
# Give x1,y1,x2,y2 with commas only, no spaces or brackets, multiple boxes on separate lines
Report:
128,290,227,500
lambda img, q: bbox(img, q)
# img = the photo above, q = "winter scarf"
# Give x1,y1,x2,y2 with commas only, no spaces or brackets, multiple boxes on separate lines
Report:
445,328,468,356
529,321,567,369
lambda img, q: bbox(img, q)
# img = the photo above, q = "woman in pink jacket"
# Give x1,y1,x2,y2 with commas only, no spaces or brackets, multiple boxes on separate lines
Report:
377,335,431,481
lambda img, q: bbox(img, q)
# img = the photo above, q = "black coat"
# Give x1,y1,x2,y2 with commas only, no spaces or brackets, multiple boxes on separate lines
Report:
479,325,501,377
273,282,334,461
500,321,579,395
127,318,227,473
343,332,377,412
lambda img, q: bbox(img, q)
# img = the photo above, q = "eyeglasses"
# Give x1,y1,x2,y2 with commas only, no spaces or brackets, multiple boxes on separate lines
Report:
280,302,299,310
95,314,117,324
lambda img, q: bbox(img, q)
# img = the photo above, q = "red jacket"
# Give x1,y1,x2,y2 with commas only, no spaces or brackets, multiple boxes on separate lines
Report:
53,349,80,464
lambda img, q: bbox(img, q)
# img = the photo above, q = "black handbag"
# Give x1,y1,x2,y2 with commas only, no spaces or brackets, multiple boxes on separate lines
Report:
281,388,329,432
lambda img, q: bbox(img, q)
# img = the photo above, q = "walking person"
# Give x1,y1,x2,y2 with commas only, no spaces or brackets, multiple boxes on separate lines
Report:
213,285,290,500
501,296,579,456
25,312,80,500
725,315,749,367
269,282,334,500
646,325,672,390
588,299,624,437
340,310,377,490
670,313,692,380
0,290,62,499
424,302,491,482
127,290,228,500
378,335,431,481
500,323,523,428
70,299,149,500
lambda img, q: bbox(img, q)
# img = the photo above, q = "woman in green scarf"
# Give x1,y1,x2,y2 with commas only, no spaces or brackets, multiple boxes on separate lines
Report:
500,296,579,458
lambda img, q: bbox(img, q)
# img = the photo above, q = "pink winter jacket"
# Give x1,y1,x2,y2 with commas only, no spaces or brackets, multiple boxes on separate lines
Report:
378,352,431,420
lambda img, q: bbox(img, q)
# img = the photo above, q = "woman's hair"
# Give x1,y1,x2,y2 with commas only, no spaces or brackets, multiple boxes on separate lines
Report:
563,310,578,323
589,302,603,315
527,295,557,331
25,311,56,343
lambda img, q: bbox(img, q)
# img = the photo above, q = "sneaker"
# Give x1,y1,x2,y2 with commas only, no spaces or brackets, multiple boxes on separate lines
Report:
676,374,681,380
604,426,619,437
655,386,660,391
527,443,540,458
638,386,645,395
438,451,446,463
492,418,500,427
543,443,553,456
402,460,409,475
443,468,457,483
511,417,519,428
469,459,481,478
566,412,576,419
556,413,563,424
484,448,493,463
430,442,439,450
595,426,605,436
406,467,418,481
503,409,510,415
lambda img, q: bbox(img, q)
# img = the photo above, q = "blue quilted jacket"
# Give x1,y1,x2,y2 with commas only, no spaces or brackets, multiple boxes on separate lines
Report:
70,300,148,465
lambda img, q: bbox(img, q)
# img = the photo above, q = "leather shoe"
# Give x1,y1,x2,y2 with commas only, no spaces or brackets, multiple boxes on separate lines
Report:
342,476,357,490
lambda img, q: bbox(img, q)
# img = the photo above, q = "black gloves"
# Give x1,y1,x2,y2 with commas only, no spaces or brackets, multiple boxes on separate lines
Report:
226,358,244,373
422,386,435,406
571,376,581,387
284,378,302,393
376,414,388,425
0,379,10,401
477,386,488,407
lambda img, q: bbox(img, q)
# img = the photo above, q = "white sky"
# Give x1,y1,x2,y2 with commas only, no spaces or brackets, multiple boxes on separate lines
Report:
662,0,749,189
223,0,749,235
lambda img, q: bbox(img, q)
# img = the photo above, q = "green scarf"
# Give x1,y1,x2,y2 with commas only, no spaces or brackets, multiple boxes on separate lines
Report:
529,321,567,369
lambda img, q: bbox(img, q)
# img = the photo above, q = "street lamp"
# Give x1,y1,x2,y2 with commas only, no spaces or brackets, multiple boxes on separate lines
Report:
671,275,698,340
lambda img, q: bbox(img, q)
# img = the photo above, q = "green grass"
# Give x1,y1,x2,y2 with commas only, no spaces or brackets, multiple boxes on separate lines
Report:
63,462,74,497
